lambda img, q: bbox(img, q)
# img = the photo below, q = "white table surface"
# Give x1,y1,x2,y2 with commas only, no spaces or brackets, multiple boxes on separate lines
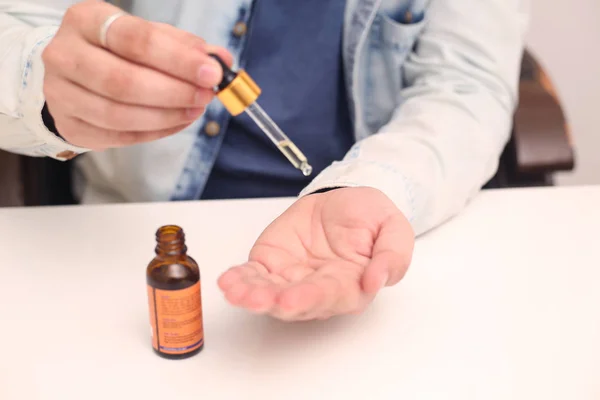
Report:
1,185,599,399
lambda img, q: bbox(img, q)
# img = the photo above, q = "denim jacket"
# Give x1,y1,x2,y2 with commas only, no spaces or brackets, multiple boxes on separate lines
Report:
0,0,529,235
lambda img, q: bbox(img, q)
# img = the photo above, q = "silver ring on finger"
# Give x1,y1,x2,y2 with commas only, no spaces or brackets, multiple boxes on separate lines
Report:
99,11,127,49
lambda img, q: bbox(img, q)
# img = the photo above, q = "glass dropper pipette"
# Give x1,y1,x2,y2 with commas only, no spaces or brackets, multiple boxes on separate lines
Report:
209,54,313,177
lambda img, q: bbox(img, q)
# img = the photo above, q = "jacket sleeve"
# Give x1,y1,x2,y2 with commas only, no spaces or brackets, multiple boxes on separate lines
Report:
300,0,530,236
0,1,90,160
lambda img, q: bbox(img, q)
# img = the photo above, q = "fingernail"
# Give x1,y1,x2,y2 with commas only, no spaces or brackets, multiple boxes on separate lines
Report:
197,59,222,87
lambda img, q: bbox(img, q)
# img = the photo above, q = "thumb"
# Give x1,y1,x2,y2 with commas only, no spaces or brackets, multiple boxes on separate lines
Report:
361,213,414,294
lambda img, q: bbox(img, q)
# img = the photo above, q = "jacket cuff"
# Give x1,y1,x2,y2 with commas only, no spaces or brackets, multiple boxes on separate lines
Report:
19,27,91,161
298,160,417,224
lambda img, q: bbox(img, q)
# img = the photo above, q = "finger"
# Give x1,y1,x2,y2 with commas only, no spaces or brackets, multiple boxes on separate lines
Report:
217,262,268,291
219,263,278,313
237,275,279,314
103,17,225,88
47,76,204,131
248,243,306,275
362,214,414,295
275,281,330,320
223,282,252,306
53,115,190,150
73,6,226,89
217,266,257,291
275,272,342,320
47,36,211,108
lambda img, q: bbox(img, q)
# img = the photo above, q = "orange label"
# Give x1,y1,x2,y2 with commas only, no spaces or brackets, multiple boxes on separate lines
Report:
147,281,204,355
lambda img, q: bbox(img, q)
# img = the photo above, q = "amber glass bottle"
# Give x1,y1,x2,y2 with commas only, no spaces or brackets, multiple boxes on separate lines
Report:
146,225,204,359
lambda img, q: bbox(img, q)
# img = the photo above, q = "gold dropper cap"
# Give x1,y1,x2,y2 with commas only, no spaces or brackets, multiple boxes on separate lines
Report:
210,56,261,116
216,70,261,116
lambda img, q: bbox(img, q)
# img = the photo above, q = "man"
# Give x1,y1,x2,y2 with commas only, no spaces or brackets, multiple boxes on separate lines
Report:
0,0,529,321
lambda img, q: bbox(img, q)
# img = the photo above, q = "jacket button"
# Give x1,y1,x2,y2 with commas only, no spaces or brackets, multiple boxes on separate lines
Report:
56,150,78,160
232,21,247,37
204,121,221,136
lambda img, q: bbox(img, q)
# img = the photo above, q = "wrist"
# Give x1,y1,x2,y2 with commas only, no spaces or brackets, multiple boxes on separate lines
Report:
41,102,64,139
34,102,90,160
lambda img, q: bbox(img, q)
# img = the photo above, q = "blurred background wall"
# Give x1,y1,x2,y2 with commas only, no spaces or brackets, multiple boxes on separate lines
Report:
526,0,600,185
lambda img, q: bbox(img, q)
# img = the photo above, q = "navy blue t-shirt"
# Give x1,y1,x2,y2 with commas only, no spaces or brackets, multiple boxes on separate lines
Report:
201,0,353,199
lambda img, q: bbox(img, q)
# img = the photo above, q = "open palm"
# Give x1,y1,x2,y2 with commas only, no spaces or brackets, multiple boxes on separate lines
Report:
217,187,414,321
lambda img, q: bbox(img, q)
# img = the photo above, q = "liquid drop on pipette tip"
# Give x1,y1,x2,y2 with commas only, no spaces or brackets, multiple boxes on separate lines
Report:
301,162,313,176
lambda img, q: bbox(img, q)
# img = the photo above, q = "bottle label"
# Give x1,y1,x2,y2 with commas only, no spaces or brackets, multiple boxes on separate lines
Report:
147,281,204,355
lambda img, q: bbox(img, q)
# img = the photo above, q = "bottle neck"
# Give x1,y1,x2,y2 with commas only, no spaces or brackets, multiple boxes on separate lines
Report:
155,225,187,257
